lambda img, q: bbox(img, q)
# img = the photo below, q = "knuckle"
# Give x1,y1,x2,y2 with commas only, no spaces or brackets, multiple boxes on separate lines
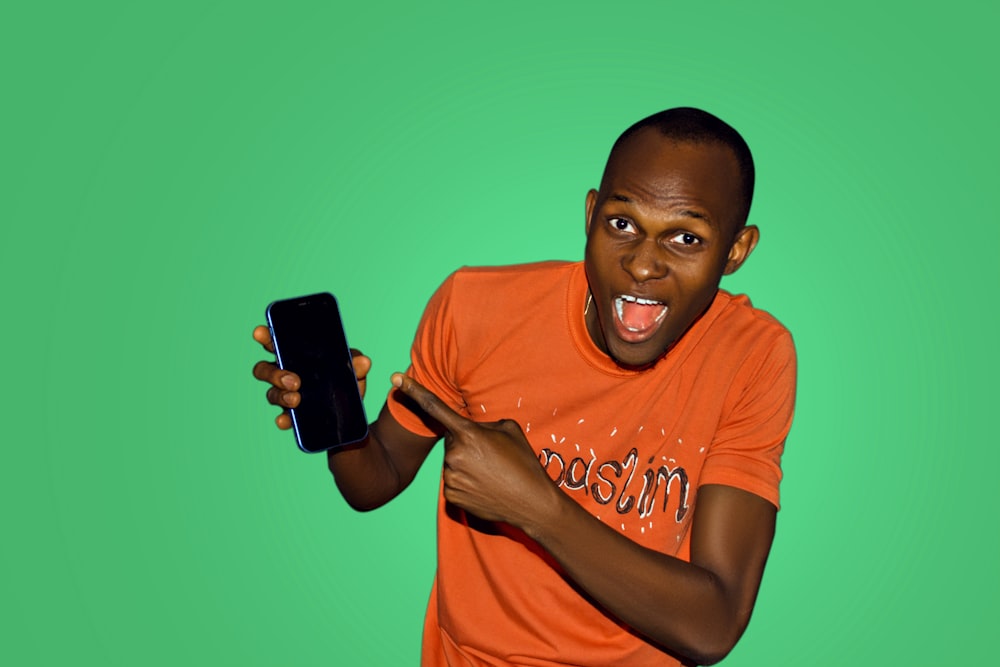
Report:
442,486,456,504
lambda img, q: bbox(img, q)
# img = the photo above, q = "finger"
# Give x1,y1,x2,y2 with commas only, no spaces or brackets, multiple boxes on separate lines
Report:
275,411,293,430
351,352,371,400
350,350,372,381
253,325,275,353
391,373,472,434
252,360,301,391
266,385,300,408
253,361,302,400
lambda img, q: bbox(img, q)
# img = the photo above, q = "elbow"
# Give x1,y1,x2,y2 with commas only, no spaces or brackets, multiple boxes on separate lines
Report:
325,435,401,512
684,636,739,666
331,475,391,513
344,496,383,514
340,493,391,513
327,460,396,512
341,494,382,513
681,608,753,666
689,647,733,667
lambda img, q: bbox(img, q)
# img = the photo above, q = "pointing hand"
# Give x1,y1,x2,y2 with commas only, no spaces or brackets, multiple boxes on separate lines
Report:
392,373,559,531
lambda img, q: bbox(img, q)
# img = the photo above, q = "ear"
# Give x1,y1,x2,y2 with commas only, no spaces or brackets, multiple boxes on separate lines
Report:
722,224,759,275
585,189,598,236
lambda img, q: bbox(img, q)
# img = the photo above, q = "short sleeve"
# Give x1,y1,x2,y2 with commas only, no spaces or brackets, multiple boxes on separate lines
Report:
386,272,467,438
700,328,797,509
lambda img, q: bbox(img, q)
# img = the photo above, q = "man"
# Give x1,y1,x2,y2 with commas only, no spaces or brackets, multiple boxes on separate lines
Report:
254,107,796,666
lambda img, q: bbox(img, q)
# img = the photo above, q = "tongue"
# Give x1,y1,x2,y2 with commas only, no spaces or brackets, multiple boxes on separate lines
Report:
621,301,665,332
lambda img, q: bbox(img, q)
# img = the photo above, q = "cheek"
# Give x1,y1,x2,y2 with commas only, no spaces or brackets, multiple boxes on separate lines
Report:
585,240,625,280
675,273,724,318
584,250,613,289
677,254,726,286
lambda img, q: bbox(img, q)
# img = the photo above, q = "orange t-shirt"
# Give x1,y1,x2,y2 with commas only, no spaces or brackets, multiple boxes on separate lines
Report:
387,261,796,667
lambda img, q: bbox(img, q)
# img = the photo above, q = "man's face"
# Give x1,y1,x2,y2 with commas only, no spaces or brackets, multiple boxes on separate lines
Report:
584,130,758,368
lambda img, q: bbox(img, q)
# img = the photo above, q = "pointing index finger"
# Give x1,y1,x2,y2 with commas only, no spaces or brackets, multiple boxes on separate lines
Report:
392,373,471,435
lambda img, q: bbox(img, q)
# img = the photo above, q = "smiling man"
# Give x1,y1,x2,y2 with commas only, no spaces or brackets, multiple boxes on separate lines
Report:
254,107,796,666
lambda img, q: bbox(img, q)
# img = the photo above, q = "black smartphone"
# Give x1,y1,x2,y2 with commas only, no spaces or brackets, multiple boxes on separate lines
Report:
265,292,369,453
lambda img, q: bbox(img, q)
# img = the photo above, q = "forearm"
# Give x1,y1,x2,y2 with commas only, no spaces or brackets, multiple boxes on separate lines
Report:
326,429,399,511
524,486,767,665
327,405,438,511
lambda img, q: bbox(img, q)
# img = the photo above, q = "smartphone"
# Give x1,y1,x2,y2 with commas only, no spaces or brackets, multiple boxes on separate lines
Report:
265,292,369,453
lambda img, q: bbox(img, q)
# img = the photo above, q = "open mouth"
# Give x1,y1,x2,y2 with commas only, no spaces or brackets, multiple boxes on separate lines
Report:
614,294,669,340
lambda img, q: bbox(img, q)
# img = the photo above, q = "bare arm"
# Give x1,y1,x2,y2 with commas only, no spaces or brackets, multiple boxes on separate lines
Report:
394,373,776,665
529,482,774,665
325,403,438,511
252,326,438,511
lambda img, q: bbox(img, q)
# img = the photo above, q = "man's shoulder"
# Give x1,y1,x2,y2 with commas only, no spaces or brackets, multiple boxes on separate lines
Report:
715,290,789,332
708,289,796,358
445,260,580,298
429,261,581,340
452,260,578,282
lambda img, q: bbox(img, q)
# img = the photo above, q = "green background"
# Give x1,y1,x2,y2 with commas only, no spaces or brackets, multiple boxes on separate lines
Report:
4,1,996,664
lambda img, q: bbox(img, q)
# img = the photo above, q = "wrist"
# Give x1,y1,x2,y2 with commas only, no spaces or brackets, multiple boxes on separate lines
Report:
522,477,571,543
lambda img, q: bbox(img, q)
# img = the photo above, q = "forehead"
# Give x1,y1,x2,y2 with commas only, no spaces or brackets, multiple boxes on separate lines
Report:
601,130,743,227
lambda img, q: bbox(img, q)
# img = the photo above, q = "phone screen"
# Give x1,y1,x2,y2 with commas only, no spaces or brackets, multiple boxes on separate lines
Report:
266,292,369,453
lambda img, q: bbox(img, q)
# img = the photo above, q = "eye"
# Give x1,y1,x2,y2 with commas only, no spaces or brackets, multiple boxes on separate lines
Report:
608,217,636,234
669,232,701,246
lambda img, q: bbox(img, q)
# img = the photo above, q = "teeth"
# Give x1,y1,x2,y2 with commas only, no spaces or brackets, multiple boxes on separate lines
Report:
617,294,664,306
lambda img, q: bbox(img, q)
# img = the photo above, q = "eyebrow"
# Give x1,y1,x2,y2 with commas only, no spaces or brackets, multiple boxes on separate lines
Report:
679,209,708,221
610,193,711,223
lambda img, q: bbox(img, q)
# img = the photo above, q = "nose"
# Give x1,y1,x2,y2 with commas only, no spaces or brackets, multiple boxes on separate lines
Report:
623,239,668,282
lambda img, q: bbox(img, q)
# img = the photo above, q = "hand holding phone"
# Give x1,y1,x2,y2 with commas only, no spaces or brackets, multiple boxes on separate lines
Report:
264,292,369,453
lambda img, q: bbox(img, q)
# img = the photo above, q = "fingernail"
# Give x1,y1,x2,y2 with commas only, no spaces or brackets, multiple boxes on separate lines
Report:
391,373,403,387
281,375,297,389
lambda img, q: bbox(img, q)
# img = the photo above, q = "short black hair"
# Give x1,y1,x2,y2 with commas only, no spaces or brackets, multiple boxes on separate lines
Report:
608,107,756,226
